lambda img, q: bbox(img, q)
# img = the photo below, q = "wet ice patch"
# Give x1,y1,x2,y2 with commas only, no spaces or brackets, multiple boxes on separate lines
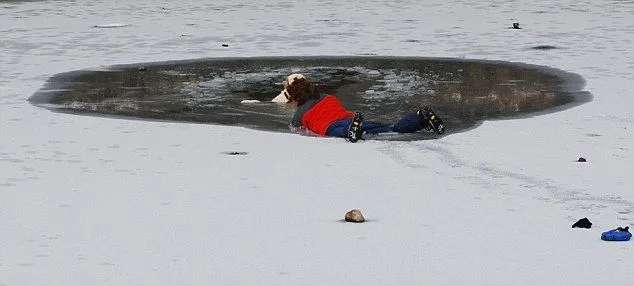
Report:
531,45,559,50
92,23,130,28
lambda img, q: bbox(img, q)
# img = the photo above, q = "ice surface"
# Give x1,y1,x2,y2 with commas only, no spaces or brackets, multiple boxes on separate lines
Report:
1,0,633,285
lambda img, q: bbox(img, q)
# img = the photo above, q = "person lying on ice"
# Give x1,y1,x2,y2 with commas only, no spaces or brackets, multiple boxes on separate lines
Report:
274,73,445,142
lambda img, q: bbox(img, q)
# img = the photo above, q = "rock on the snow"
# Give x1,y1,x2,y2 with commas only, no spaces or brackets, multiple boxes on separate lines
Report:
345,209,365,223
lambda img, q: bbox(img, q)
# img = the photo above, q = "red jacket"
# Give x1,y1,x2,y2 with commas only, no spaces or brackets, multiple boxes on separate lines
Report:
291,94,354,135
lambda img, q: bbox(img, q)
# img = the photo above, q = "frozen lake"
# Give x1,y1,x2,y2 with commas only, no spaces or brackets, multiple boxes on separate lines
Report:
1,0,632,285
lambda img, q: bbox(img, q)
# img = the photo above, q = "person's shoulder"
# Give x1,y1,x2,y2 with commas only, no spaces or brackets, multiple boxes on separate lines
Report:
321,94,343,103
304,94,328,105
321,93,340,100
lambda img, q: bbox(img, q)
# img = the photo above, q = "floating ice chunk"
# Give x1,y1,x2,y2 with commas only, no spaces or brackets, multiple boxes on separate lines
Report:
93,23,130,28
241,99,262,104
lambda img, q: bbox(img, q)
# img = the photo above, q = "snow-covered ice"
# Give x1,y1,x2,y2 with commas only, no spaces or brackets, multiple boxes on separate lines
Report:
1,0,632,285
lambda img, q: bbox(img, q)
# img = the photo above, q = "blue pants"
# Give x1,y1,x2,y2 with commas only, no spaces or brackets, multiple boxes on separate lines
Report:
325,112,423,138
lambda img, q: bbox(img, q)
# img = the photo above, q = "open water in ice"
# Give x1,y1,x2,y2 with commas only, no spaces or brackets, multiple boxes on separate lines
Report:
30,56,590,140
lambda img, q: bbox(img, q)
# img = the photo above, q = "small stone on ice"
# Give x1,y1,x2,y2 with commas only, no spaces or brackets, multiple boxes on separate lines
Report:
345,209,365,223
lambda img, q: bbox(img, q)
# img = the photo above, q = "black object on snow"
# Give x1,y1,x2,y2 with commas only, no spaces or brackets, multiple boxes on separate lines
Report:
572,217,592,228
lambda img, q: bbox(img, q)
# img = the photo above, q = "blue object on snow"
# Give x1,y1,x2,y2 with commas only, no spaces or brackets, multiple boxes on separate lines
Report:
601,228,631,241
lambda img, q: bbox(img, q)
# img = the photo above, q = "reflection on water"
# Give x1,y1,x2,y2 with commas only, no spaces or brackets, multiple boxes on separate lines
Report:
29,56,590,140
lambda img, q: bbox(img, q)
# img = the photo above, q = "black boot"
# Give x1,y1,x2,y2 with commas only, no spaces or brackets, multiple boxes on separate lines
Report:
417,107,445,134
347,112,364,143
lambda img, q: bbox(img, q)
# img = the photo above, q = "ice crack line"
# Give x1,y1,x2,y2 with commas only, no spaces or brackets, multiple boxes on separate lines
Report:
378,140,633,219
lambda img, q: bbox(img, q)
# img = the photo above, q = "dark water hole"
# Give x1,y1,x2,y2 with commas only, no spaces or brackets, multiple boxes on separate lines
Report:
29,56,591,140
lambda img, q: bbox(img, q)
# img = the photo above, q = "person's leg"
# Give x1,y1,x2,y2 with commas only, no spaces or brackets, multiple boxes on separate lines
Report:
325,118,353,138
326,112,432,137
326,119,393,137
392,112,425,133
362,122,395,134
